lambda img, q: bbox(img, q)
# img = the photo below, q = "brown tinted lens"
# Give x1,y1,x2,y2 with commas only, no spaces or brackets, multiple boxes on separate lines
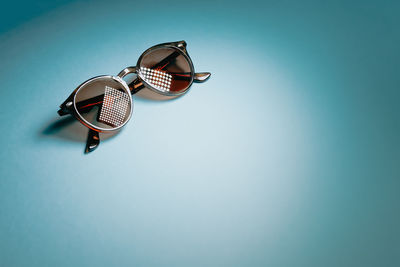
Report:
138,47,192,94
74,77,132,131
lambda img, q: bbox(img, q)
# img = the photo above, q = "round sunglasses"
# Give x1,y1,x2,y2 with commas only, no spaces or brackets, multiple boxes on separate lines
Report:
57,41,211,152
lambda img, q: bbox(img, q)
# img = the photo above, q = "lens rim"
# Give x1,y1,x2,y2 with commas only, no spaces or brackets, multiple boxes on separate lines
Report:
136,44,195,96
72,75,133,133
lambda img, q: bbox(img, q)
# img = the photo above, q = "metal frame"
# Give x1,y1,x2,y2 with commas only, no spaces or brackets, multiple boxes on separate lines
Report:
136,41,195,96
72,75,133,133
119,40,211,96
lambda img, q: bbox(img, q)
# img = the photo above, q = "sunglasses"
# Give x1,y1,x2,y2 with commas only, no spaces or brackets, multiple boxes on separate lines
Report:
57,41,211,152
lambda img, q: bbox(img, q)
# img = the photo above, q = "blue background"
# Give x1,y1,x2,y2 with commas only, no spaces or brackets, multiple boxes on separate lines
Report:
0,0,399,266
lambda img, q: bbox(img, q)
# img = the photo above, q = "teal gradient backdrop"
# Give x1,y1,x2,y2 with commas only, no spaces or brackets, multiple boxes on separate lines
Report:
0,1,399,266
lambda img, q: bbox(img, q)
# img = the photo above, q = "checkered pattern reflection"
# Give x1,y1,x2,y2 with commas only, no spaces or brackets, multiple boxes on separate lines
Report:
98,86,130,127
140,67,172,92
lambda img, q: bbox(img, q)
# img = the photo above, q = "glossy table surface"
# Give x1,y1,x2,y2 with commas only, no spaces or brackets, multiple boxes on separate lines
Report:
0,1,399,266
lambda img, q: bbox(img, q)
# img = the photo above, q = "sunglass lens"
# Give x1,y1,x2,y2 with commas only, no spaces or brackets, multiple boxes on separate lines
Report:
74,77,132,131
138,47,192,94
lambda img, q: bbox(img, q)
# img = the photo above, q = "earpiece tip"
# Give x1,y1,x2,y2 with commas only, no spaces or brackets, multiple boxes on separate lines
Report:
194,72,211,83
